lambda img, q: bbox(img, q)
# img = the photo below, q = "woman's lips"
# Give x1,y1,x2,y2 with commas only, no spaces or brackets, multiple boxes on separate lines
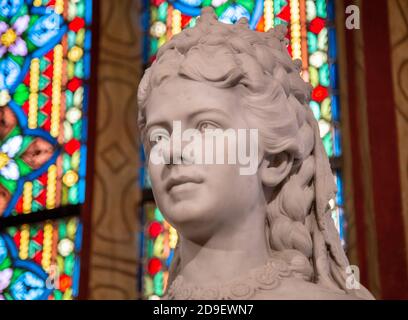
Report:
166,175,204,192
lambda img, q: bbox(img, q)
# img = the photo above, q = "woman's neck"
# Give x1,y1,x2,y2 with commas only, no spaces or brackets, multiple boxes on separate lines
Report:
177,204,270,287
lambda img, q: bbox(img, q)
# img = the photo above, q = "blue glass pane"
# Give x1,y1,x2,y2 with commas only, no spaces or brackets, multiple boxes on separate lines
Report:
334,126,342,157
327,0,335,21
335,170,344,206
331,95,340,121
328,27,337,60
330,63,338,90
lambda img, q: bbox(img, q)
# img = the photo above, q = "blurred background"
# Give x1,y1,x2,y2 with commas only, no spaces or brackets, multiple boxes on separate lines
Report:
0,0,406,300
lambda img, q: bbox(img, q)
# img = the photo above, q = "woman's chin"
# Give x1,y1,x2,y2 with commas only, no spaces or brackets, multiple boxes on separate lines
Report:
164,205,219,233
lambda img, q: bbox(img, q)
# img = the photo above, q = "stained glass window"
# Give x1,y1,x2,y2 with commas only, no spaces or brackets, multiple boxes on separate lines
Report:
0,216,81,300
142,202,177,300
140,0,344,299
0,0,93,300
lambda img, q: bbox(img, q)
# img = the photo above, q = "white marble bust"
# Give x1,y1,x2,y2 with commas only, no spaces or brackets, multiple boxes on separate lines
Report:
137,7,374,300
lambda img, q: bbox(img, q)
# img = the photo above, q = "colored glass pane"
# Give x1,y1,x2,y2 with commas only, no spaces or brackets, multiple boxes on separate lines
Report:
0,0,93,217
0,216,82,300
142,202,177,299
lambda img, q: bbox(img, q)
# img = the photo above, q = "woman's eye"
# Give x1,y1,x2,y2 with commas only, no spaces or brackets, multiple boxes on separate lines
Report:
198,121,217,132
154,134,167,143
150,129,170,146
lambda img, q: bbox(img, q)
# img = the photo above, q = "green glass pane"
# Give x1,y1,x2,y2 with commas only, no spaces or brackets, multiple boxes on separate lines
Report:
0,176,17,194
38,93,48,109
309,101,321,120
68,31,76,48
319,63,330,87
62,185,69,205
18,135,33,154
54,290,63,300
3,292,12,300
67,219,77,239
71,150,80,171
144,276,154,297
13,84,29,105
64,254,75,276
236,0,254,14
67,61,75,79
63,154,71,171
38,75,50,91
26,39,36,52
9,54,24,66
28,11,39,26
154,207,164,222
4,126,21,143
308,66,319,88
28,240,41,259
157,2,168,22
150,7,157,23
215,2,230,17
15,158,32,177
59,221,67,239
72,120,82,140
307,32,317,54
68,184,79,204
57,255,64,272
74,60,84,78
37,111,47,127
63,288,73,300
321,98,332,122
31,200,43,212
32,179,44,198
0,256,12,270
153,271,164,296
76,29,85,47
29,225,39,237
150,38,158,57
317,27,328,51
146,206,154,221
6,227,17,237
316,0,327,18
147,239,154,258
322,132,333,157
273,0,287,15
66,90,74,108
77,1,85,17
189,17,197,28
11,268,24,282
158,36,167,48
39,57,50,72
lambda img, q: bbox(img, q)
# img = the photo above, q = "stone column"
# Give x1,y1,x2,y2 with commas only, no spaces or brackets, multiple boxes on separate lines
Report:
86,0,143,299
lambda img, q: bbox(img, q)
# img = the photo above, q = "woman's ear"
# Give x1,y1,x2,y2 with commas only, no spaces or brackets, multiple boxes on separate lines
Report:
260,152,294,187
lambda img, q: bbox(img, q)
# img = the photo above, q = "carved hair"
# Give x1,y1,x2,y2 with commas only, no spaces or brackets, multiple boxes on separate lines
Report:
137,7,372,299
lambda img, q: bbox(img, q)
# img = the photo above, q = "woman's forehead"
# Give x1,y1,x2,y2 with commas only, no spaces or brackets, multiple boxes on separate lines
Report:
145,77,240,121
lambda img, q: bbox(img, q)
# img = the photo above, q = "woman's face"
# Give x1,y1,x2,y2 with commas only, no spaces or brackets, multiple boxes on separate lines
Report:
144,76,265,242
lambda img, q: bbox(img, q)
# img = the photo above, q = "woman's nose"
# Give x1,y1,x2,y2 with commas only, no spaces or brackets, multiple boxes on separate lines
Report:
164,135,196,165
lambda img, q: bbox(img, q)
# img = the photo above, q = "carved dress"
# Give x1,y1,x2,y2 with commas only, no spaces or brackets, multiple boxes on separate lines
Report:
164,256,361,300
